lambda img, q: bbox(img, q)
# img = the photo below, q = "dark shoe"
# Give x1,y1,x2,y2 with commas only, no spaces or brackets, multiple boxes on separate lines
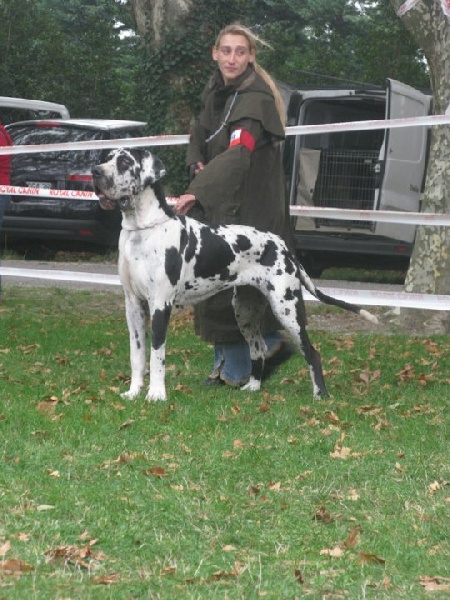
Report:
201,376,225,387
262,342,297,381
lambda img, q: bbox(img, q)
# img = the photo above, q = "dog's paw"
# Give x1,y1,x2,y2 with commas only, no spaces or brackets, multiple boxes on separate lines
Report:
146,388,167,402
121,388,141,400
120,390,138,400
241,377,261,392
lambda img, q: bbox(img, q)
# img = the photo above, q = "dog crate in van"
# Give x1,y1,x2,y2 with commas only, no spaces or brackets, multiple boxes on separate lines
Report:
284,79,431,275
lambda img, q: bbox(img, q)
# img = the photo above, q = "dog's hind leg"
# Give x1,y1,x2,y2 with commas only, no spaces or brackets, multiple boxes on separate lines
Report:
232,287,267,391
122,294,148,400
147,302,172,401
266,287,329,399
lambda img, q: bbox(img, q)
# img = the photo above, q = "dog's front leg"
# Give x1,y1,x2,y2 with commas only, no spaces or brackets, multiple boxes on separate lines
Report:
122,295,147,400
147,303,172,402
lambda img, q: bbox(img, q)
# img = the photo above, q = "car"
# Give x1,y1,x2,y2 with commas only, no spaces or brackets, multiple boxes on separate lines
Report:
0,96,70,120
1,119,146,246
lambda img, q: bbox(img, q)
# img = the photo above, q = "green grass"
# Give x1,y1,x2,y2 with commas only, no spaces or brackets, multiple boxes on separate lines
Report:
0,287,449,599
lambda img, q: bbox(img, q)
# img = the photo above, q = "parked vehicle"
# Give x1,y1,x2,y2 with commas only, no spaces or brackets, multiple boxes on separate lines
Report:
284,79,431,276
1,119,146,246
0,96,70,121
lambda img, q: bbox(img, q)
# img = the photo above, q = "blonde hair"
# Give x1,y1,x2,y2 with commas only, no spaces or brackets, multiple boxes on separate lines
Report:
214,23,286,125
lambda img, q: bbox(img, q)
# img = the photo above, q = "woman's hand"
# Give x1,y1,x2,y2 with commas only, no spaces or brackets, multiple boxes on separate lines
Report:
173,194,197,216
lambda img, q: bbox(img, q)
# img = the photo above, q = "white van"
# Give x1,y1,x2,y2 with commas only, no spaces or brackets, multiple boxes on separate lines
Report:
285,79,431,276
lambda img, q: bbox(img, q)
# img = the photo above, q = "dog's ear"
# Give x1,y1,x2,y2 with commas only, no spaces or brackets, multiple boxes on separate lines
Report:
140,151,166,188
149,154,166,182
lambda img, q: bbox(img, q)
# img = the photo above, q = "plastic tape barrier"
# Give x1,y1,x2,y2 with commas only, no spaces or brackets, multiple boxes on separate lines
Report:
289,206,450,226
0,266,448,311
1,185,449,226
2,114,450,157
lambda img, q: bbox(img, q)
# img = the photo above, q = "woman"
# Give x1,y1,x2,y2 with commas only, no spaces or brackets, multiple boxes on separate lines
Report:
174,23,294,387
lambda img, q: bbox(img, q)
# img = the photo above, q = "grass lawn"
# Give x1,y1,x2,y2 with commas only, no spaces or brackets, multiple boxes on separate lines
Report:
0,286,449,599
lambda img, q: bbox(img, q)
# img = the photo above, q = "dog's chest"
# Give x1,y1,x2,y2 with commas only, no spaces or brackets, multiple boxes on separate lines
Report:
118,227,185,298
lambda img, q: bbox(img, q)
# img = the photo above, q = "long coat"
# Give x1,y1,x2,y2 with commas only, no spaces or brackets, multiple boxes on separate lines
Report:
186,66,290,343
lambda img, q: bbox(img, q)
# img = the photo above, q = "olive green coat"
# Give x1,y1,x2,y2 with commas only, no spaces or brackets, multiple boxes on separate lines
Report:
186,66,290,343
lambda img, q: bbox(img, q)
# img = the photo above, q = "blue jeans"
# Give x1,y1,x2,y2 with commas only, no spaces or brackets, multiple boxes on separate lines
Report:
0,194,11,296
211,332,285,386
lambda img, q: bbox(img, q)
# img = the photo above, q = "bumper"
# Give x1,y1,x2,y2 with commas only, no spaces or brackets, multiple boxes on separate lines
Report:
1,215,120,246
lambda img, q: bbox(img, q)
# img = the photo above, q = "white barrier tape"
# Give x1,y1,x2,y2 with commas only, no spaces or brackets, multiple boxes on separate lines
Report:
0,134,190,157
1,114,450,157
0,267,120,286
397,0,420,16
0,266,448,311
285,113,450,137
304,287,449,311
290,206,450,226
441,0,450,18
2,185,449,227
0,184,98,201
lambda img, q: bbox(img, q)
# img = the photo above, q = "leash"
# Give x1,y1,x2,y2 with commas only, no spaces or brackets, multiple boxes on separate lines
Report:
205,92,239,144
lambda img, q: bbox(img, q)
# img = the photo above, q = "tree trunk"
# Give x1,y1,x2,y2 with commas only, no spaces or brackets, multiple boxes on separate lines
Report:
390,0,450,333
128,0,192,45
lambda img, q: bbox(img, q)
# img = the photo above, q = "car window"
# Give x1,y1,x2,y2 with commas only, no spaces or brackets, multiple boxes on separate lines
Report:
9,125,143,170
9,125,106,170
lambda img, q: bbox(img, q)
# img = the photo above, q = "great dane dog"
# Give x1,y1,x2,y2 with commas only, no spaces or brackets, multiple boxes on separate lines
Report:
92,148,377,402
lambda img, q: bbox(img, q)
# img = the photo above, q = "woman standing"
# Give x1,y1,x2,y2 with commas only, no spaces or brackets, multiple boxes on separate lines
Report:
174,23,295,386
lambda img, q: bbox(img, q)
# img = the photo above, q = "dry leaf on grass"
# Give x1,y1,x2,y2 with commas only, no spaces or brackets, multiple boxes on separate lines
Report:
44,540,104,569
0,558,34,574
91,571,121,585
0,540,11,557
418,576,450,591
314,506,334,524
357,552,385,565
320,545,345,558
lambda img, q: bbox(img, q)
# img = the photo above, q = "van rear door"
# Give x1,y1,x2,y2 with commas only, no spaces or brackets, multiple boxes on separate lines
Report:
375,79,431,242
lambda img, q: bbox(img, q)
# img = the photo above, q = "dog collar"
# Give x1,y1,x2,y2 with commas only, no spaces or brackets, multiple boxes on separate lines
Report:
119,196,131,211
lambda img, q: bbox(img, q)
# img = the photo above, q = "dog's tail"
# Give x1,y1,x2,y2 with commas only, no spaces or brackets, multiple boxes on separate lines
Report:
297,262,379,324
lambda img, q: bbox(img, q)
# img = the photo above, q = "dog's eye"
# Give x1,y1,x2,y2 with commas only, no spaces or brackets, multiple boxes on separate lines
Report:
117,155,132,172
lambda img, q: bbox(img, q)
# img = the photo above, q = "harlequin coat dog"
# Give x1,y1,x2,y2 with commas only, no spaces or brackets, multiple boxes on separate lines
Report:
92,148,377,402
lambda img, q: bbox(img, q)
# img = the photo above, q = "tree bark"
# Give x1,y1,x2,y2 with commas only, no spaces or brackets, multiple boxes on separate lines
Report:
390,0,450,333
128,0,192,45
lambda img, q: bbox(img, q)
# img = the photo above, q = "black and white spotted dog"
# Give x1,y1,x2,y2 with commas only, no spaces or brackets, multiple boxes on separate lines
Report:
92,148,377,402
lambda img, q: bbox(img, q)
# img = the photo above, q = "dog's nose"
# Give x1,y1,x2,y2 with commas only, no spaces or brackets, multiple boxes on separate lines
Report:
91,166,102,178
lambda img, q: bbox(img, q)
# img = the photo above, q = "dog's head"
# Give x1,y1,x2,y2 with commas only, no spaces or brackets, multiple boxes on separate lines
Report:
92,148,166,211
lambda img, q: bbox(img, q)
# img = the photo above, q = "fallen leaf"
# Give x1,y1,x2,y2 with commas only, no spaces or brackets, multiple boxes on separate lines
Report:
0,541,11,557
233,439,245,448
19,344,40,355
46,470,60,478
267,481,281,491
118,418,135,430
174,383,192,394
418,575,450,591
320,546,344,558
343,526,361,549
144,466,167,478
91,572,121,585
314,506,334,524
294,568,305,584
36,400,59,416
330,446,352,460
357,552,385,565
0,558,34,574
